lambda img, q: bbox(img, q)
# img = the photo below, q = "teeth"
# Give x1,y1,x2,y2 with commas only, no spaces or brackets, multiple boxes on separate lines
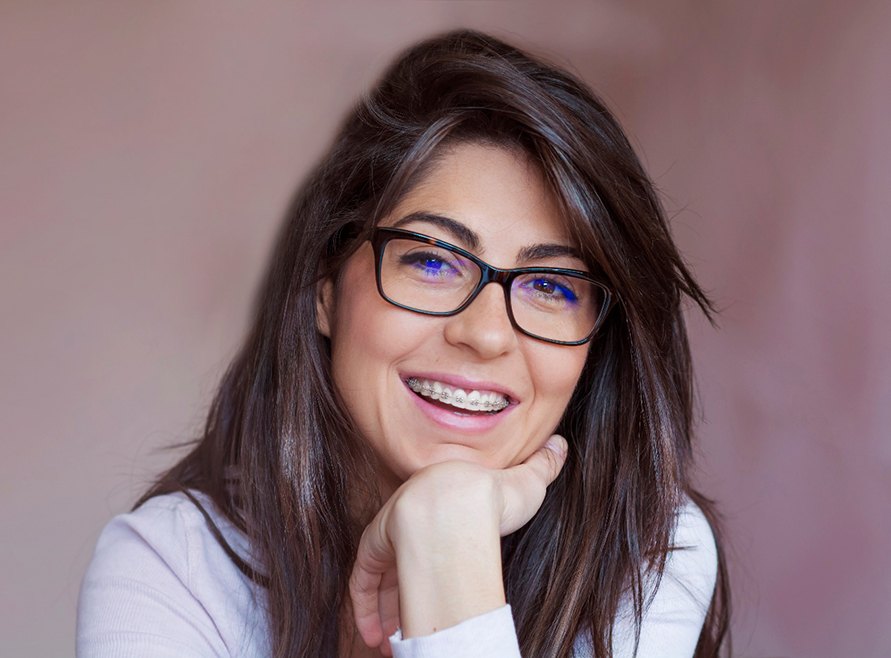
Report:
406,378,510,412
453,389,467,408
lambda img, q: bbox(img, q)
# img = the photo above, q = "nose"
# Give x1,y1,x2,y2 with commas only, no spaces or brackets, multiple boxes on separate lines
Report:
442,282,517,359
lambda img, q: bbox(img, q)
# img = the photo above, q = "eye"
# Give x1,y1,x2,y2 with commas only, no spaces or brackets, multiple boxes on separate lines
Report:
536,278,574,299
398,249,463,279
515,274,580,306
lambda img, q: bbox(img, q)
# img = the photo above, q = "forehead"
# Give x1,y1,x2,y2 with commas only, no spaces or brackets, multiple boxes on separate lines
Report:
382,143,572,259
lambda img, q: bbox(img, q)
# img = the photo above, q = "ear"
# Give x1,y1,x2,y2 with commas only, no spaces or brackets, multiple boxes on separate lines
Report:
316,277,335,338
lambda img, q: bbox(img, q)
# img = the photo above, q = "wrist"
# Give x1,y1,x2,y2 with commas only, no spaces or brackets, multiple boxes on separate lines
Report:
396,530,506,638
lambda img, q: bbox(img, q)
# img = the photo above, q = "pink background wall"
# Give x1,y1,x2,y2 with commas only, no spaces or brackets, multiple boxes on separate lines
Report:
2,2,889,656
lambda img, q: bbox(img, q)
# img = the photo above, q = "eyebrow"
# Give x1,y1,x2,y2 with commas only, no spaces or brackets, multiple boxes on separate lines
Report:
392,212,480,251
517,243,582,263
390,211,583,263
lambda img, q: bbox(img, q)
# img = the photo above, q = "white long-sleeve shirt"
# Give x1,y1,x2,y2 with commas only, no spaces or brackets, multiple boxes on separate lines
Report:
76,491,717,657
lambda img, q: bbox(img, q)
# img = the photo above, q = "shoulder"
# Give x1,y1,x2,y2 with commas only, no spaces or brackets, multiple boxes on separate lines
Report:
587,497,719,658
89,491,208,562
665,496,719,605
77,491,268,657
84,491,255,589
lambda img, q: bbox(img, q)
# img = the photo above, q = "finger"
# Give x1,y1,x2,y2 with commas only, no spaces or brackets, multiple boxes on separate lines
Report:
377,567,400,656
349,563,383,649
508,434,569,487
498,434,568,534
349,521,395,649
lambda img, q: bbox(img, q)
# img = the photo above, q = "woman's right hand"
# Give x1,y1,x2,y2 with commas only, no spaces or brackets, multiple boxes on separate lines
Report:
349,434,568,655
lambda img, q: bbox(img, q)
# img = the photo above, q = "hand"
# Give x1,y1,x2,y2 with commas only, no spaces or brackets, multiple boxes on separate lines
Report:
349,434,569,655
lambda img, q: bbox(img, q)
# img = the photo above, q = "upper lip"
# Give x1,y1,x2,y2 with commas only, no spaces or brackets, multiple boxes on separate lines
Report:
401,371,520,403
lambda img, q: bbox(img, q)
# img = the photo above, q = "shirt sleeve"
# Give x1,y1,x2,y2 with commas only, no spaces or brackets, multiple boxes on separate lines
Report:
389,605,521,658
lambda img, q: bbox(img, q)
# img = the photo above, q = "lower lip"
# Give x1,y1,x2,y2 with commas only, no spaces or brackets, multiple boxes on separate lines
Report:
402,380,515,433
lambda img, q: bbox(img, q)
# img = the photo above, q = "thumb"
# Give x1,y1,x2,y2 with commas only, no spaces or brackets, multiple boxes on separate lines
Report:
522,434,568,488
498,434,568,535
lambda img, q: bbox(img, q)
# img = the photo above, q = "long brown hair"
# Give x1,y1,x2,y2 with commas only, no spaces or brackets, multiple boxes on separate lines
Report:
140,29,730,657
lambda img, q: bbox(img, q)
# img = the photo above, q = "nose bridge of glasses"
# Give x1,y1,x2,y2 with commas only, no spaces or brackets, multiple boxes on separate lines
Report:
471,264,516,312
463,268,514,320
478,262,513,287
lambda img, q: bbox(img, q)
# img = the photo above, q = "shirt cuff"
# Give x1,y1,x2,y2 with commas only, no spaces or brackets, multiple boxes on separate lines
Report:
389,605,521,658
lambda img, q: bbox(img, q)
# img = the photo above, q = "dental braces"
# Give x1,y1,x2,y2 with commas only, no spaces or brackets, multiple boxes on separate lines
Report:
407,377,509,412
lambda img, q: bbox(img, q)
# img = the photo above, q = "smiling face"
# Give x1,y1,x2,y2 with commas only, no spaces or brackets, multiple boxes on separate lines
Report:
317,143,591,494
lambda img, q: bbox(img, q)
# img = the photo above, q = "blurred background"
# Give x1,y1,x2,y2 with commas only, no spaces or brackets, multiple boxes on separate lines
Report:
2,1,889,656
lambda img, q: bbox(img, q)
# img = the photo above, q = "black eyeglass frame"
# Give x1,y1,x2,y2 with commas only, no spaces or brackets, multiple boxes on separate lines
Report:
370,227,615,346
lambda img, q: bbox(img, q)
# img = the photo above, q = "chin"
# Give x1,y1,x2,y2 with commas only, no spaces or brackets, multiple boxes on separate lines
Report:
412,444,506,473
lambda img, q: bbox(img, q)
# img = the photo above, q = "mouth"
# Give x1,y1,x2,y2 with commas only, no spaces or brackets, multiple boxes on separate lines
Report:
405,377,512,415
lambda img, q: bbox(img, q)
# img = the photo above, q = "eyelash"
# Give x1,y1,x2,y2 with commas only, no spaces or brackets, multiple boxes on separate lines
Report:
517,276,579,304
400,251,462,277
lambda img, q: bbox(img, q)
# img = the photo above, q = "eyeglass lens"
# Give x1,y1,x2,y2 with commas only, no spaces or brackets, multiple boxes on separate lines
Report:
379,238,605,343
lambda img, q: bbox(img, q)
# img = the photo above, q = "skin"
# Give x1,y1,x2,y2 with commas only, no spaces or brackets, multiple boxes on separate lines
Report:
317,143,591,656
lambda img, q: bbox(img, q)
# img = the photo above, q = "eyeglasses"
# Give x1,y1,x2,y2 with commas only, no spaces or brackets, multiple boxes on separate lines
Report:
370,227,614,345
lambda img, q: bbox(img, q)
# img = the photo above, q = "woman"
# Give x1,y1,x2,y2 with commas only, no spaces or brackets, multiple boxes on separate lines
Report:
77,29,730,658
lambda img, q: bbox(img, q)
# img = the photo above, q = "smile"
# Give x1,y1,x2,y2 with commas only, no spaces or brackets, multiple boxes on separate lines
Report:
406,377,510,413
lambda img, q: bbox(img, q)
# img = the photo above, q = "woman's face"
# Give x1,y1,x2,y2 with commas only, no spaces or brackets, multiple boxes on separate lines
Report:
317,143,590,493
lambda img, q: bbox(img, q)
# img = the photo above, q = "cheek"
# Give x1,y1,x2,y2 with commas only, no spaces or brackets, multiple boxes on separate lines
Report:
528,344,589,404
326,260,435,407
328,280,393,385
